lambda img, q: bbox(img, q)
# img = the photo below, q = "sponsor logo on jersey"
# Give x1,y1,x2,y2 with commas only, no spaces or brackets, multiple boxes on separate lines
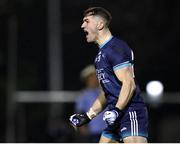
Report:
96,69,110,83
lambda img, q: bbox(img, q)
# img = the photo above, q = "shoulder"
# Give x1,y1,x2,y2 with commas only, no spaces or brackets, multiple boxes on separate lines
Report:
113,37,131,50
106,37,129,51
105,37,131,57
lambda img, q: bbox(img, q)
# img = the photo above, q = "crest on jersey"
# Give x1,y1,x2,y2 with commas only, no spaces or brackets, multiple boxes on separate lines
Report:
95,51,102,62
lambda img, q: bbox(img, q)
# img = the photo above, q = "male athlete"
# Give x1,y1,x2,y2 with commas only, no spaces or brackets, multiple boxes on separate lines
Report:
69,7,148,143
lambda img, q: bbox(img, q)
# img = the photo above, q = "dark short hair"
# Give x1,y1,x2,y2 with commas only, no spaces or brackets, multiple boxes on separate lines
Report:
83,7,112,27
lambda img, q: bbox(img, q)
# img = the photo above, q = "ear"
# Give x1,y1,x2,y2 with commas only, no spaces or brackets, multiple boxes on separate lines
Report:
97,21,104,30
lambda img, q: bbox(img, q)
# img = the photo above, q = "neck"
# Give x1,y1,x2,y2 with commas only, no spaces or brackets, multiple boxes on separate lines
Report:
96,29,112,46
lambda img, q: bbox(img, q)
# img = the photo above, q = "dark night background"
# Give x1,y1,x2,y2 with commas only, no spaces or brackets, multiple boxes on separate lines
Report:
0,0,180,142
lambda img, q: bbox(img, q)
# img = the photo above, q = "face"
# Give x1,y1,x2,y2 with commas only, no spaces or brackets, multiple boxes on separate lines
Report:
81,15,99,43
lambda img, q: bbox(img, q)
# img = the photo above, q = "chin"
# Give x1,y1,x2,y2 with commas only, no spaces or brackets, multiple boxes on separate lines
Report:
86,39,93,43
87,38,95,43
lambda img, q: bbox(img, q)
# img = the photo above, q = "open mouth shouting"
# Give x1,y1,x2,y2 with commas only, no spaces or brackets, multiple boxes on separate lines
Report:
84,30,89,36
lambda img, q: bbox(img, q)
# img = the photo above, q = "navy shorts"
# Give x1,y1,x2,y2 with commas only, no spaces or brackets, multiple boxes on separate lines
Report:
101,106,148,141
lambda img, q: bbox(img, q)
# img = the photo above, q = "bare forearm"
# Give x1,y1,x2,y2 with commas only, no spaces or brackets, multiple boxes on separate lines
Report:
87,91,106,119
115,80,136,110
91,92,106,113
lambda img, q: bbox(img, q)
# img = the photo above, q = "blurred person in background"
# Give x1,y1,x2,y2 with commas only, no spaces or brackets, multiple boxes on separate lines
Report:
70,7,148,143
75,64,106,142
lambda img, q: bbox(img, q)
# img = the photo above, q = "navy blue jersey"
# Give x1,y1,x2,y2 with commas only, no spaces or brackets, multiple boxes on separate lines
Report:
94,36,145,109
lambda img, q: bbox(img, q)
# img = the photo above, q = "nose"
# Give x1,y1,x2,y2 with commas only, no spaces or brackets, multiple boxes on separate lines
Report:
81,22,85,29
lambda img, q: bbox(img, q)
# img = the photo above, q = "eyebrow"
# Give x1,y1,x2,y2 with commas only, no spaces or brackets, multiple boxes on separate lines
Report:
83,17,89,22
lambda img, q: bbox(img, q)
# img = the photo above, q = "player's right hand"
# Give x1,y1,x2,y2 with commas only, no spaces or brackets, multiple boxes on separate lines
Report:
69,113,91,127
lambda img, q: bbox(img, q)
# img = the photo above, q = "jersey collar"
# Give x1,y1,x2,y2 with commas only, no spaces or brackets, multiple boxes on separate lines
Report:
99,36,113,49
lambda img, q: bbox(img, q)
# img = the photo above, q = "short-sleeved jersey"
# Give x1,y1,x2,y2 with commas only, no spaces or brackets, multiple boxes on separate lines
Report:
94,36,145,110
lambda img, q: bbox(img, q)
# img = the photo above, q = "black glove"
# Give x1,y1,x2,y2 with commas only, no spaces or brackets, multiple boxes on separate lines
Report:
103,107,124,125
69,113,91,127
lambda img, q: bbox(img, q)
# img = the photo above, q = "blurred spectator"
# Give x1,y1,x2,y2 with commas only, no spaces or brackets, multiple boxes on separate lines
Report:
75,64,106,142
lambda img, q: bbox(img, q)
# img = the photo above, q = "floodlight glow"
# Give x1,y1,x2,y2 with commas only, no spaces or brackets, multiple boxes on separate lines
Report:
146,81,164,99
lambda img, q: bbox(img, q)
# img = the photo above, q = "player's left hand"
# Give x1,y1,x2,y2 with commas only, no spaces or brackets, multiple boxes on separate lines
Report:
103,107,124,125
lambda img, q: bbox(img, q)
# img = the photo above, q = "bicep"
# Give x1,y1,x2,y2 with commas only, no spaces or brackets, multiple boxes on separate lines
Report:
114,66,134,82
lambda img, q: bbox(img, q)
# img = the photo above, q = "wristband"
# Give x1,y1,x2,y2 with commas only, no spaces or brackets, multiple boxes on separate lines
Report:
86,108,97,120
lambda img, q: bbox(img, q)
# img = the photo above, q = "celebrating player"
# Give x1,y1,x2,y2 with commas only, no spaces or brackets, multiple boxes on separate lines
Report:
69,7,148,143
